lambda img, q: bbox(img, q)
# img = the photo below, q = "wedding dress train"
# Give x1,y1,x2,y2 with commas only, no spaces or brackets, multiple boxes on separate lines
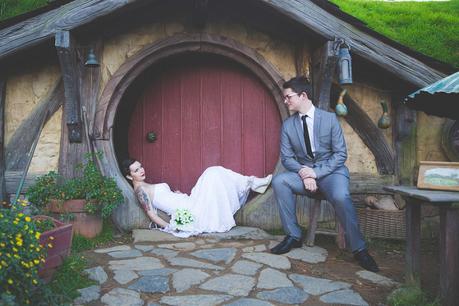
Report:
152,166,271,237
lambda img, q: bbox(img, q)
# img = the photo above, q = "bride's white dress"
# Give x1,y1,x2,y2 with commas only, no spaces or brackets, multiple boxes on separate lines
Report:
152,166,252,236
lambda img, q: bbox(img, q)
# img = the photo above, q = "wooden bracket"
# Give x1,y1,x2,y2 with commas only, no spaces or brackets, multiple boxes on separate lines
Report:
55,31,82,143
312,40,340,110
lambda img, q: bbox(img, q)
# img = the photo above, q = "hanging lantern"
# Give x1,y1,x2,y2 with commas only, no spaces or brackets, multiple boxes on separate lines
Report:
84,48,99,67
338,43,353,85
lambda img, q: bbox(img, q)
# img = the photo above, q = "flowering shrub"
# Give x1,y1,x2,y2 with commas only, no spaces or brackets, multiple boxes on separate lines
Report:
26,153,124,219
0,202,50,305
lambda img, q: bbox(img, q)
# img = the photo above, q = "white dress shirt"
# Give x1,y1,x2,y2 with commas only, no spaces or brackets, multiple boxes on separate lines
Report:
298,105,316,153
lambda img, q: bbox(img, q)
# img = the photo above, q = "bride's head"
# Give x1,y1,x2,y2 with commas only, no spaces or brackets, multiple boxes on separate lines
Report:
122,159,146,183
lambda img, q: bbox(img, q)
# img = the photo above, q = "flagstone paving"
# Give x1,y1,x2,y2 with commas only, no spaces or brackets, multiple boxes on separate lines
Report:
76,226,400,305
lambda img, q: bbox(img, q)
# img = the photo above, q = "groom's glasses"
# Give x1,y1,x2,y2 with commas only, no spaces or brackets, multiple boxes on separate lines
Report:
283,93,299,101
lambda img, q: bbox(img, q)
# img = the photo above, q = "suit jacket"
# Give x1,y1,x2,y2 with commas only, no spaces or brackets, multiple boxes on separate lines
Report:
280,108,349,180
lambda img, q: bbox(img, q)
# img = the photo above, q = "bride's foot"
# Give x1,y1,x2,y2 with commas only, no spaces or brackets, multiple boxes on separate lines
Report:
250,174,273,193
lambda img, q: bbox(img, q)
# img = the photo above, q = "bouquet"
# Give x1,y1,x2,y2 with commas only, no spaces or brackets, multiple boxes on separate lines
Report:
171,208,194,230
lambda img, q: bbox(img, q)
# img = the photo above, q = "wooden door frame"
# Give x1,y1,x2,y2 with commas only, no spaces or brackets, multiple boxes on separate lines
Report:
93,33,286,230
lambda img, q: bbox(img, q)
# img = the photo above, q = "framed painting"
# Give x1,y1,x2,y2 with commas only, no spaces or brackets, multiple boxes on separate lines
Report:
417,161,459,191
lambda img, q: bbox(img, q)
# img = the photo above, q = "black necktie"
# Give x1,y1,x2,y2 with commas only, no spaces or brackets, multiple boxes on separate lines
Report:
301,115,314,158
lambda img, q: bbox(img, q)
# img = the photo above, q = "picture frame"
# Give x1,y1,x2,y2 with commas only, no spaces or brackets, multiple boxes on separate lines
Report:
417,161,459,191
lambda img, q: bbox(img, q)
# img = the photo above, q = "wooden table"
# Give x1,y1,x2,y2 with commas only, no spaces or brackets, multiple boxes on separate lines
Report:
384,186,459,306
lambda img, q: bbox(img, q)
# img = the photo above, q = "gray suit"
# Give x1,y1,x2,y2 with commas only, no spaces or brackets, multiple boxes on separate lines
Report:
273,108,365,252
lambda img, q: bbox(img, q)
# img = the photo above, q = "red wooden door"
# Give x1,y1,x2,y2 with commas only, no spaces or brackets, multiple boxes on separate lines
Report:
128,55,280,193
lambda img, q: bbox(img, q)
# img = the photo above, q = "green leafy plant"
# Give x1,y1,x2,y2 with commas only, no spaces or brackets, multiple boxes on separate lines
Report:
0,203,49,305
26,153,124,219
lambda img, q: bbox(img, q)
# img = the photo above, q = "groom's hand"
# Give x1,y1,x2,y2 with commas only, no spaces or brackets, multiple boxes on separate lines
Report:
299,166,317,179
303,178,318,192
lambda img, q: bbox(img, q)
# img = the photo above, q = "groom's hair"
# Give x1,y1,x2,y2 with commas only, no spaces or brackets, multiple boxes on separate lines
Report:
283,76,312,98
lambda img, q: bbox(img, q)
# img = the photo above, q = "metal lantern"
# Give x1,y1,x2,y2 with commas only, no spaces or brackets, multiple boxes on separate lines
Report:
338,44,353,85
84,48,99,67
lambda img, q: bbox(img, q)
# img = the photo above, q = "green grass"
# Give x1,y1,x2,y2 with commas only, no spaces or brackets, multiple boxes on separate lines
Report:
330,0,459,68
71,220,117,253
0,0,49,21
387,285,441,306
43,254,96,306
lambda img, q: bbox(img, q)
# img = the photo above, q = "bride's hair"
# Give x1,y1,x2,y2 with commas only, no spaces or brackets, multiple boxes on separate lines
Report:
121,158,136,177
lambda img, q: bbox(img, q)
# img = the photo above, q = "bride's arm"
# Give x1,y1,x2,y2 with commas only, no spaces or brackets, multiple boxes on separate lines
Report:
135,187,169,228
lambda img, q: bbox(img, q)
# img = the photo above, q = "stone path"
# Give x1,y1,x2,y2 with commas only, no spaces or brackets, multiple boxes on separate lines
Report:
74,227,399,306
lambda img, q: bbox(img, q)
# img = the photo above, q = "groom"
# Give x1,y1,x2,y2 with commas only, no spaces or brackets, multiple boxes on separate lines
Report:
270,76,379,272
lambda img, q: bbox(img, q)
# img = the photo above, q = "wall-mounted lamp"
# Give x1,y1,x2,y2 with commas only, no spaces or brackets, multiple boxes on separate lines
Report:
84,48,99,67
337,41,352,85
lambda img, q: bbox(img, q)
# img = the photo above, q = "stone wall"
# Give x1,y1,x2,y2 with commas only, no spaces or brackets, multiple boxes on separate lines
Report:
5,64,61,173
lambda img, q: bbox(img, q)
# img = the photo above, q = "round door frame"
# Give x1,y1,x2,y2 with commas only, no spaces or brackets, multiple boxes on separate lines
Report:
93,33,287,230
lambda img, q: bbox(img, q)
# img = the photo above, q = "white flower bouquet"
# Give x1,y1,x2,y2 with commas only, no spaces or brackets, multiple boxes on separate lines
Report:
171,208,194,231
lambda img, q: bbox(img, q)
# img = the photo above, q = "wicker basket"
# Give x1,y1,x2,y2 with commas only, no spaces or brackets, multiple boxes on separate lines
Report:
356,204,406,240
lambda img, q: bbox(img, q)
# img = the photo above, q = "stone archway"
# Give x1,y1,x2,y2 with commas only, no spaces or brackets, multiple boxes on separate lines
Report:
93,33,286,230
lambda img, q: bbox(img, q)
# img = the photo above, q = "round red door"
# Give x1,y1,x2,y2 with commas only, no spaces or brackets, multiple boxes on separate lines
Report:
128,54,281,193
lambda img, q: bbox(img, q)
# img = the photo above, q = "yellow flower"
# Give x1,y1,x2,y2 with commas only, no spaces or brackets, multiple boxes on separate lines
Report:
49,236,55,240
7,279,13,284
33,259,40,265
35,247,40,252
47,243,53,248
25,216,31,222
12,247,18,252
13,220,18,225
35,232,41,240
16,240,23,246
18,213,24,217
0,242,5,247
1,260,7,266
32,279,38,285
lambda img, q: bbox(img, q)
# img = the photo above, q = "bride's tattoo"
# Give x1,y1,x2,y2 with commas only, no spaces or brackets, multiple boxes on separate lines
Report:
135,188,151,212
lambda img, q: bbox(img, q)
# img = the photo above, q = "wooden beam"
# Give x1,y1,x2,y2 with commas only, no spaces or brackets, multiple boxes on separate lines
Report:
330,83,396,175
0,0,142,61
55,31,82,143
312,40,339,110
393,93,417,185
260,0,445,87
5,80,64,171
0,77,6,202
58,39,102,179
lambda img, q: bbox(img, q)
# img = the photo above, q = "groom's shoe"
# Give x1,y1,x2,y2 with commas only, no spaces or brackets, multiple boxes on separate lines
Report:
270,235,303,255
250,174,273,193
354,249,379,272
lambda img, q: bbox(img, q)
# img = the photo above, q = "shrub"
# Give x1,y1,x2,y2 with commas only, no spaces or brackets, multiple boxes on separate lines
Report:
0,202,49,305
26,153,124,219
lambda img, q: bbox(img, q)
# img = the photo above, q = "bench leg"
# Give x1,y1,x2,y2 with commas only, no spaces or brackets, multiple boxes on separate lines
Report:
306,199,321,246
335,221,346,250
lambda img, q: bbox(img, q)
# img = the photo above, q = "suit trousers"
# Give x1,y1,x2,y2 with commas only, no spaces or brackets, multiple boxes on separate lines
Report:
272,171,366,252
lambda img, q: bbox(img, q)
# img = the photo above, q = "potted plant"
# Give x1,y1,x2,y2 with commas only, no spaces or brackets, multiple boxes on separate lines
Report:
0,203,72,305
26,153,124,238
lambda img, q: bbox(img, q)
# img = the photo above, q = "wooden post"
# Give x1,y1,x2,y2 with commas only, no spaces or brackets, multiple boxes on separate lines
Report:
393,93,417,185
0,76,6,202
57,36,102,179
439,207,459,306
312,40,339,110
405,198,421,285
55,31,82,143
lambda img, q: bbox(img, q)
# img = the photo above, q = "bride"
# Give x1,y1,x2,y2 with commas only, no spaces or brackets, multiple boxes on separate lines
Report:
122,159,272,236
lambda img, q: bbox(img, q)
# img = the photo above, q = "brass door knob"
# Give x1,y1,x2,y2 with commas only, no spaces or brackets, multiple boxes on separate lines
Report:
146,132,157,143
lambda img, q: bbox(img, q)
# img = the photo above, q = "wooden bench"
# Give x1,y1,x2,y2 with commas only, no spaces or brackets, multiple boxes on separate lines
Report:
305,192,346,249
